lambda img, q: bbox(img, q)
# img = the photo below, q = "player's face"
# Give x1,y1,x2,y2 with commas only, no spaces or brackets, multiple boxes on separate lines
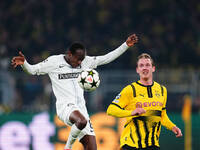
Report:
136,58,155,81
68,49,85,68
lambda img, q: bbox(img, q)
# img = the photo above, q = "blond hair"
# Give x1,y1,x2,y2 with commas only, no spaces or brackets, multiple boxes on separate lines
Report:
137,53,155,67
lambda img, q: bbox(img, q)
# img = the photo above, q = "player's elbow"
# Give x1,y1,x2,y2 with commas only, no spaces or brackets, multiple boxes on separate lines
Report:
23,68,37,75
106,105,119,117
21,66,35,75
106,105,114,116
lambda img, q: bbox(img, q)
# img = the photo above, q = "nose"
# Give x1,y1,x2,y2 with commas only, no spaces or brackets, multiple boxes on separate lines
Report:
142,67,149,72
143,66,148,70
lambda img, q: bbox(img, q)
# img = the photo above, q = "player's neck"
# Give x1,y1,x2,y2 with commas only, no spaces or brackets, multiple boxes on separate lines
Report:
139,78,153,86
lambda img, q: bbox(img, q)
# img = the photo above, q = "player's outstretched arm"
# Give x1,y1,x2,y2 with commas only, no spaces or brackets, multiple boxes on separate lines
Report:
94,33,138,66
12,51,53,75
11,51,41,75
172,126,183,138
107,104,146,118
11,51,25,68
107,104,133,118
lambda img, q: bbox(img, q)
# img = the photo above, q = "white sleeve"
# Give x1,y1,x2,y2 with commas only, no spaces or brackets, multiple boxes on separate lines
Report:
22,57,55,75
94,42,129,66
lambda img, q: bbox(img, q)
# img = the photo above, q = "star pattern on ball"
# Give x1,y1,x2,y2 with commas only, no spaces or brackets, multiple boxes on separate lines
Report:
91,80,98,87
80,77,87,85
88,70,95,76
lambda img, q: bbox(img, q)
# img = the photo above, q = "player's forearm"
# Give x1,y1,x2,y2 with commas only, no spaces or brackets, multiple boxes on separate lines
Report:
21,60,39,75
161,109,176,130
107,103,132,118
96,42,129,65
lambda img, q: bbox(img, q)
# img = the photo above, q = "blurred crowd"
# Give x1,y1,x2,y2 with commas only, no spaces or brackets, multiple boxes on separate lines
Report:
1,0,200,68
0,0,200,113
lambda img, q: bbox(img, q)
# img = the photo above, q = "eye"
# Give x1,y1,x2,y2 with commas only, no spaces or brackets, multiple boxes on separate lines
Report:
139,64,144,67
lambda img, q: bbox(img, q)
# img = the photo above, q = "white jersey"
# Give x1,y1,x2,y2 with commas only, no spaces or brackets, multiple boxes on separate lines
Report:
22,42,129,120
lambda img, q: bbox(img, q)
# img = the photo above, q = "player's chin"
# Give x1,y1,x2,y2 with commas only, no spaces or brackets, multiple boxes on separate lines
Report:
141,75,149,80
71,64,79,68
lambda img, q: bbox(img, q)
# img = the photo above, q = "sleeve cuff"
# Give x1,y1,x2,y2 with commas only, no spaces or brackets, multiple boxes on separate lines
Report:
122,42,129,49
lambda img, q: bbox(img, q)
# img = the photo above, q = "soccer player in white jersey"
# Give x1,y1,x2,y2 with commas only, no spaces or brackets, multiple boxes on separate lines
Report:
11,34,138,150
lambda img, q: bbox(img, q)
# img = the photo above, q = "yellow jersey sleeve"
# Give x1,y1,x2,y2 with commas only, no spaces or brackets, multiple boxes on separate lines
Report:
161,86,176,130
107,85,133,118
106,104,132,118
162,86,167,109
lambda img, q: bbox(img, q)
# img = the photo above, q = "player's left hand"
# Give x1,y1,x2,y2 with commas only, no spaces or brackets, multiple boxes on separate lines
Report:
172,126,183,138
126,34,138,47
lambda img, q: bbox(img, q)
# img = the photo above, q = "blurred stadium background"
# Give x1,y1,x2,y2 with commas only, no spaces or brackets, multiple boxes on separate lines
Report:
0,0,199,150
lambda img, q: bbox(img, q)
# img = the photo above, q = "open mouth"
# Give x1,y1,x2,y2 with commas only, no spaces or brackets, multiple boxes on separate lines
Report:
142,71,149,75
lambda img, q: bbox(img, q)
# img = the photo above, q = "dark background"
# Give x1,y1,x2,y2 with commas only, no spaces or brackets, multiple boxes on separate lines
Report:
0,0,200,70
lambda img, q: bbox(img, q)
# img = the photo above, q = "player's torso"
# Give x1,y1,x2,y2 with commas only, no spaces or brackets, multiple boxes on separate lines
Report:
121,81,165,148
125,81,164,115
48,55,92,104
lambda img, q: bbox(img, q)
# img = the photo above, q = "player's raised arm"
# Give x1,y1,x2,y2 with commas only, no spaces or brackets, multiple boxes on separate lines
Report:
93,34,138,66
11,51,25,68
11,51,53,75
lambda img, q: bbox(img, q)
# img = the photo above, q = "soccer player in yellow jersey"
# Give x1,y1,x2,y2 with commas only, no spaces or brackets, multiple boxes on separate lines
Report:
107,53,182,150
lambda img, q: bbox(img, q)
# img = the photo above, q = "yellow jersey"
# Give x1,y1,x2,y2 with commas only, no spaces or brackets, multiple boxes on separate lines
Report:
107,81,175,149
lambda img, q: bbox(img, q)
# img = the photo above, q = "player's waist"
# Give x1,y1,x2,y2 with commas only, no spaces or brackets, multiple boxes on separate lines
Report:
124,110,162,127
131,110,162,119
141,110,162,117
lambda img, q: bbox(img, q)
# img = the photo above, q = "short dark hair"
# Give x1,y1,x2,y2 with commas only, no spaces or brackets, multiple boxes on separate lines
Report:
137,53,155,67
68,42,86,54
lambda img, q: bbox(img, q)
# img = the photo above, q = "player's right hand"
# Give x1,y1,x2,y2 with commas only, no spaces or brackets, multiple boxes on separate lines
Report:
11,51,25,68
172,126,183,138
131,108,146,116
126,34,138,47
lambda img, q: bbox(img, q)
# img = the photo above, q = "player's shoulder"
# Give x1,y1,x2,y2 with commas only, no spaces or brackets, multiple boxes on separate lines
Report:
153,81,167,92
81,56,98,68
122,82,136,92
127,81,139,90
83,56,96,62
44,54,64,62
153,81,166,88
47,54,64,60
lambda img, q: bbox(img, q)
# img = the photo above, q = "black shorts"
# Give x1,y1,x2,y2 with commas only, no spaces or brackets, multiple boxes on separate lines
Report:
122,144,160,150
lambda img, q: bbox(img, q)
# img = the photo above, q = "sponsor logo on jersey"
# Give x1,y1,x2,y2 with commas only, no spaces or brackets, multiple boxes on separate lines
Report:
58,72,81,79
136,101,163,107
136,102,143,108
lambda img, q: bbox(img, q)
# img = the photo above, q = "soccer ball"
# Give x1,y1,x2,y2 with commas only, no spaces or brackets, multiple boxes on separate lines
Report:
77,69,100,92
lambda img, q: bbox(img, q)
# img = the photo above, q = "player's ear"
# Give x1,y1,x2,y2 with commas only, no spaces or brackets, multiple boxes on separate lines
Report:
152,66,155,72
67,50,72,57
136,67,139,74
